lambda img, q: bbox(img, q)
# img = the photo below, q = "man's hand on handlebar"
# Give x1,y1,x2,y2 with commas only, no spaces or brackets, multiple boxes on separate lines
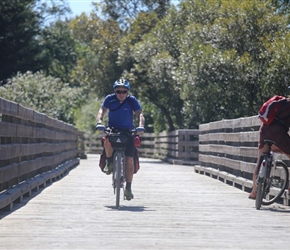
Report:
136,127,145,135
96,123,105,131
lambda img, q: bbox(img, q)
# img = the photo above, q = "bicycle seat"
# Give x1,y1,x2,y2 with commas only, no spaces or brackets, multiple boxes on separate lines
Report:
263,139,276,146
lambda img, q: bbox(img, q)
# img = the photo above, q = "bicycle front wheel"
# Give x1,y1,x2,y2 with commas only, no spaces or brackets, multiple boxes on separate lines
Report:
114,151,122,208
261,160,289,205
255,155,266,210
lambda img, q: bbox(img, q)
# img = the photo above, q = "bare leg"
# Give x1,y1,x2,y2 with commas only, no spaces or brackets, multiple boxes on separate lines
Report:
104,138,113,158
124,156,134,200
125,156,134,183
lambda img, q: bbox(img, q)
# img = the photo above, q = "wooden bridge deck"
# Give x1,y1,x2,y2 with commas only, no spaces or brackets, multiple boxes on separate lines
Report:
1,154,290,250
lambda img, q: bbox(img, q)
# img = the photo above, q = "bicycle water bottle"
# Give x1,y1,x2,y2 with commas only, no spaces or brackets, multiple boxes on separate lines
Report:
135,135,141,147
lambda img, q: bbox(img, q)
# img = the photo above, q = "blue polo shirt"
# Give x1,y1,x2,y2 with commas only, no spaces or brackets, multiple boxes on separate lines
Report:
102,94,142,130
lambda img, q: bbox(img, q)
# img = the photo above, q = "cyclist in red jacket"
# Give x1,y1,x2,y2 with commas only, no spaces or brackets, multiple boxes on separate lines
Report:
249,100,290,199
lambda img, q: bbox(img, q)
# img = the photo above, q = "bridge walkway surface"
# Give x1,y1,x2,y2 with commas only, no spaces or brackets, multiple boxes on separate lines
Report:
1,154,290,250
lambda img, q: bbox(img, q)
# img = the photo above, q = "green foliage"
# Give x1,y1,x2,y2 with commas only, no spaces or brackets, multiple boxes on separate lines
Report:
0,0,41,82
0,0,69,83
99,0,171,29
174,0,290,127
69,13,123,97
261,32,290,96
272,0,290,15
119,8,185,131
141,100,167,132
2,0,290,133
74,94,103,133
39,21,78,84
0,71,84,124
118,11,159,71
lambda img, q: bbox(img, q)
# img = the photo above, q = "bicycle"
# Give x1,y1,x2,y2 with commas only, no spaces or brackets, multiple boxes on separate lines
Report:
255,139,289,210
101,127,137,208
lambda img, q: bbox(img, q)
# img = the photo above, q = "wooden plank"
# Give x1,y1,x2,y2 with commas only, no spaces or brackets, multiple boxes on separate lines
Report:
0,122,17,136
0,158,79,211
199,144,257,159
0,98,18,117
1,156,290,249
0,142,77,160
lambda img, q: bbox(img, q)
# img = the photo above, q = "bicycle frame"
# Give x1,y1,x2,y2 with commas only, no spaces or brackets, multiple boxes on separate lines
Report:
112,148,126,208
103,127,136,208
257,152,272,184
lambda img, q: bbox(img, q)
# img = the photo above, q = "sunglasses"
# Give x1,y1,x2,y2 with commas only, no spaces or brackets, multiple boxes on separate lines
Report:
116,90,128,94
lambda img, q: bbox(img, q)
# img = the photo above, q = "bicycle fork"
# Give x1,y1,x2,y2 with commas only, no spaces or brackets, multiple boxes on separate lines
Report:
257,154,272,180
112,151,126,193
257,154,273,197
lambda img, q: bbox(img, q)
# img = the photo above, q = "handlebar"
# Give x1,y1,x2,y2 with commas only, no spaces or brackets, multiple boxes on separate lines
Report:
102,127,138,135
96,125,145,135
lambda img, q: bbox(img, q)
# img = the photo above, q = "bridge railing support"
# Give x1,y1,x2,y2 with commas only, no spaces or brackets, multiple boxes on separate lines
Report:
0,97,79,211
197,116,290,206
82,129,200,166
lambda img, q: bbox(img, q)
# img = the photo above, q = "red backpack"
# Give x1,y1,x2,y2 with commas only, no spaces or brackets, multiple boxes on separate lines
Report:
258,95,287,124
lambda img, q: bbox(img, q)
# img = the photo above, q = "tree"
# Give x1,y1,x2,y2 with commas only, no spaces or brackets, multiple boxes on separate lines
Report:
0,0,41,82
260,32,290,96
0,0,69,83
175,0,290,127
117,8,184,131
272,0,290,15
39,20,78,84
118,11,159,72
69,13,122,96
97,0,171,29
74,94,102,133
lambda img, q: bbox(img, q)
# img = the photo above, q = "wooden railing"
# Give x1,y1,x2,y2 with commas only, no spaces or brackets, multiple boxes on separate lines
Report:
154,129,199,164
0,98,79,211
2,96,288,207
82,129,200,165
196,115,290,206
79,117,290,206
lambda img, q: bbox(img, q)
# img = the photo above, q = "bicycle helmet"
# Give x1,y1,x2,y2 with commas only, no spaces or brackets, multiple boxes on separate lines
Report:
113,79,130,90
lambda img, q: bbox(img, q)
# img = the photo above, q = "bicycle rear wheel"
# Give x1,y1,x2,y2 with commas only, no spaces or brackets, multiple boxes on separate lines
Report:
256,181,264,210
261,161,289,205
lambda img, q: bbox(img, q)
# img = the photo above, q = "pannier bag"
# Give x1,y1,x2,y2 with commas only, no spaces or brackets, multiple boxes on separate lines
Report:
99,148,106,173
133,147,140,173
99,147,140,174
108,134,128,148
135,135,141,147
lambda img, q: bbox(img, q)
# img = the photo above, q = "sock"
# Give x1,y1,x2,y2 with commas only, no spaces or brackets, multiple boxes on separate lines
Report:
126,182,131,191
106,156,112,163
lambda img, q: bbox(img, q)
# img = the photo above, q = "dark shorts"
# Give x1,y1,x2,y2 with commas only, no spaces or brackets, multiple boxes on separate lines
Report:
124,135,135,158
259,123,290,154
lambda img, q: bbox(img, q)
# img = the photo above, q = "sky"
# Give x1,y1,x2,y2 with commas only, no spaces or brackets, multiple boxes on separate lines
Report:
66,0,180,18
66,0,98,17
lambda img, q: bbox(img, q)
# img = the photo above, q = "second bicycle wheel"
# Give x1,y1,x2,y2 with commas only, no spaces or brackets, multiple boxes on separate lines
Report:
262,160,289,206
255,155,265,210
255,181,263,210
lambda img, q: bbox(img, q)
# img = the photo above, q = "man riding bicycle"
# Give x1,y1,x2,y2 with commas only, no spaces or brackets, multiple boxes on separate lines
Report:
96,79,145,201
249,96,290,199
